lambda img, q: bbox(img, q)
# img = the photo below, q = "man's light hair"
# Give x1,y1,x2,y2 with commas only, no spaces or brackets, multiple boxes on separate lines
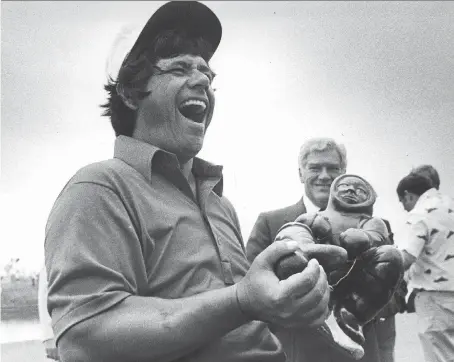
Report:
298,137,347,171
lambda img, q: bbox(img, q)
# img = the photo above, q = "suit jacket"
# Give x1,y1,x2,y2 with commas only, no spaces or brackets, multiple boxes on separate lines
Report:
246,198,382,362
246,198,306,263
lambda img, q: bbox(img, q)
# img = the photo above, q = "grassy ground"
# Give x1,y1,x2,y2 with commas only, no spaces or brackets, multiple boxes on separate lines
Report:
1,279,39,321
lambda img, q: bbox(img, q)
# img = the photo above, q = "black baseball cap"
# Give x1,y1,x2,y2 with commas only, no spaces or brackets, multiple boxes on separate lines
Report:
122,1,222,65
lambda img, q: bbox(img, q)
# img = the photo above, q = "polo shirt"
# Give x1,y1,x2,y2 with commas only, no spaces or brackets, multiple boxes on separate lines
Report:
45,136,284,361
401,188,454,292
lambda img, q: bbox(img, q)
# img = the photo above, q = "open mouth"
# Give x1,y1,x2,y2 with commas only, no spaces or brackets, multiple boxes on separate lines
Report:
179,99,208,124
340,194,358,203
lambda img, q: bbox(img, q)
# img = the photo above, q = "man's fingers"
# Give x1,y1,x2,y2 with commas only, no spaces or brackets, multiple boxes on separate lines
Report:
299,244,348,272
284,263,330,327
255,239,301,269
274,250,309,280
293,263,329,302
302,272,331,326
279,258,321,296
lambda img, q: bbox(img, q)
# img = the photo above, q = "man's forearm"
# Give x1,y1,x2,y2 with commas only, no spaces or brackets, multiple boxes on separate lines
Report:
58,285,250,362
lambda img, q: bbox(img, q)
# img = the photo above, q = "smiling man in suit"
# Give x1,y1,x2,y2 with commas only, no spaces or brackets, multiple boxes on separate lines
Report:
247,137,347,263
246,137,347,361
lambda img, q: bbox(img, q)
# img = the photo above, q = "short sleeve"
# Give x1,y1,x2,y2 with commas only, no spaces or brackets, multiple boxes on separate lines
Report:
45,181,146,343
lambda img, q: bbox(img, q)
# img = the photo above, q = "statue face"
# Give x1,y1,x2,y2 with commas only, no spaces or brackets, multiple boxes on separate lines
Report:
336,176,369,204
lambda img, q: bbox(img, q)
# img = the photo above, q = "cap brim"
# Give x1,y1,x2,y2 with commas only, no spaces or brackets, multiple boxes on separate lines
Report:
126,1,221,63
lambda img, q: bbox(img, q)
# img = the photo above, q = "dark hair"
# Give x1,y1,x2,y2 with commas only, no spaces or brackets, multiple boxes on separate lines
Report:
396,173,433,198
410,164,440,190
101,29,214,137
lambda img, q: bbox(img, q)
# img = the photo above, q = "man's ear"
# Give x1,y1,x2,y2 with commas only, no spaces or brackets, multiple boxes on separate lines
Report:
298,167,305,184
402,190,410,202
116,83,140,111
410,193,419,203
404,190,419,204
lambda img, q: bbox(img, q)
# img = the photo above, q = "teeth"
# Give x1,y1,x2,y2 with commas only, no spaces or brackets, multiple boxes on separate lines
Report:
181,99,207,110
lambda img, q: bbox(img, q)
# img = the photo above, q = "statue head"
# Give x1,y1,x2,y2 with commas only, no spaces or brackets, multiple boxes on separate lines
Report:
328,174,376,213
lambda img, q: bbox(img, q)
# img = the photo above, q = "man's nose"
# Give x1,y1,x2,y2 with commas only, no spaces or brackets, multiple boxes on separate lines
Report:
187,69,211,89
319,167,330,179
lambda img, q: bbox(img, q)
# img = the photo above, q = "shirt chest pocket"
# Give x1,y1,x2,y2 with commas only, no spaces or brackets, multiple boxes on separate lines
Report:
142,208,231,297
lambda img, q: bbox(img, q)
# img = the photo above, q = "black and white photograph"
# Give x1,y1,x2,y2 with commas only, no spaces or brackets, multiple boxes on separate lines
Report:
2,1,454,361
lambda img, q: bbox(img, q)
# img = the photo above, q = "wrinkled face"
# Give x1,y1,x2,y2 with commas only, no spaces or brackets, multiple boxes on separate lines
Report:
133,54,215,163
336,176,369,204
300,150,344,208
399,192,418,212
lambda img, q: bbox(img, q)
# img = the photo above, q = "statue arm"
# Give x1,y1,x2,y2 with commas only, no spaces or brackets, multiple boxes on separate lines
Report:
294,213,334,244
340,217,389,259
359,217,389,247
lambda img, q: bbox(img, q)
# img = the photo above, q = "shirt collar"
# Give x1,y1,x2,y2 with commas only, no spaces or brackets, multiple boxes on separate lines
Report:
411,187,439,214
411,187,454,214
113,136,224,196
302,188,321,213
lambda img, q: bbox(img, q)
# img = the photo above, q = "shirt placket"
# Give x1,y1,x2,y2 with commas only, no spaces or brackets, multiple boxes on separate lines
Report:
158,160,234,286
197,177,235,285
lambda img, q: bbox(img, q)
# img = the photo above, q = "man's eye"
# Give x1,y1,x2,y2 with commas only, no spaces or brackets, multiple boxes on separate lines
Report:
205,72,215,82
170,67,187,75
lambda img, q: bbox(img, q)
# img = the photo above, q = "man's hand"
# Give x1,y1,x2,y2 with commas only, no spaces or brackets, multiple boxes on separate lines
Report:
273,221,348,279
236,240,330,328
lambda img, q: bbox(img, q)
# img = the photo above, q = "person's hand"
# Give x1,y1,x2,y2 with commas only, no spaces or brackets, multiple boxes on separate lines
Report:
236,240,330,328
295,213,333,243
273,221,348,280
339,228,371,259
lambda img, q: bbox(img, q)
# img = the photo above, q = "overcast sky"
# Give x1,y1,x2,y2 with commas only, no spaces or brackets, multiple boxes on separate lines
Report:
2,1,454,272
